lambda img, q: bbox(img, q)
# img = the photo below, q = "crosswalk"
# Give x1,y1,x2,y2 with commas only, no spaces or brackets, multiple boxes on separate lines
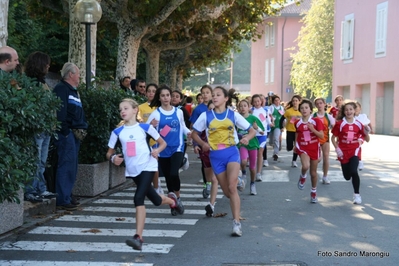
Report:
0,181,215,266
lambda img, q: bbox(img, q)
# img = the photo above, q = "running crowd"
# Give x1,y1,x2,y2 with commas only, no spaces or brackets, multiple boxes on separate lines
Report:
108,83,372,250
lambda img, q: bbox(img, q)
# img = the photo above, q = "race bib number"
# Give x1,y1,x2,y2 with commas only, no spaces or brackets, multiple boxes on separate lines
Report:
303,131,311,141
126,141,136,157
217,144,227,150
160,125,171,137
347,131,354,141
259,113,266,122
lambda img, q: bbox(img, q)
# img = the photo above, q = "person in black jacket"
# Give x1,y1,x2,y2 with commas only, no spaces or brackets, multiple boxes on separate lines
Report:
53,62,88,211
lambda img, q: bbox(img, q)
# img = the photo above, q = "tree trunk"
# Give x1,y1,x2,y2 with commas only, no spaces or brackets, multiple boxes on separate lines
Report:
116,25,141,80
0,0,9,47
68,0,98,84
144,46,161,84
176,68,184,91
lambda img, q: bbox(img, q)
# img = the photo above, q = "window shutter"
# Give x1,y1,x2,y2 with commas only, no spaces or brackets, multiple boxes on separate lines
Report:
265,25,269,48
375,2,388,56
348,18,354,59
270,24,275,46
265,59,269,84
340,21,345,60
270,58,275,83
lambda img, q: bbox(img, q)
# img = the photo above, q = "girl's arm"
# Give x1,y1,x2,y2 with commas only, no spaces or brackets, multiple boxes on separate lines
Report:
151,136,167,159
191,130,210,152
106,148,124,166
240,127,256,146
307,122,324,139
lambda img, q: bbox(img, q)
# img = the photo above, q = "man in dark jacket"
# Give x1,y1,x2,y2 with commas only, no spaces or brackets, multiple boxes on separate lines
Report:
53,62,88,211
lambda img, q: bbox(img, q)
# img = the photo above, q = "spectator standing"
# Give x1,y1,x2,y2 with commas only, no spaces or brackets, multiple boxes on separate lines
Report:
53,62,88,211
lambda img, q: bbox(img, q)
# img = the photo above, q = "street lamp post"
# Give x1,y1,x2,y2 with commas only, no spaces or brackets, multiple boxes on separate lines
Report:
73,0,102,89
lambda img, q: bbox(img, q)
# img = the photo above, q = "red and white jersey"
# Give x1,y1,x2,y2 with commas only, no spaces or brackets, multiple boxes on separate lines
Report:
331,118,366,163
329,106,340,119
294,118,324,160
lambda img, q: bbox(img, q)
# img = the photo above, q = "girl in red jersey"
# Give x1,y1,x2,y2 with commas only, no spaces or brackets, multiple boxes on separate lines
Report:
331,101,370,204
329,95,343,119
295,99,324,203
313,98,335,184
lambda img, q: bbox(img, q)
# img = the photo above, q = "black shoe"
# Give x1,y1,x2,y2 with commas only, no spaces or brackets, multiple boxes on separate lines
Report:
126,234,143,251
57,204,78,211
24,193,43,203
71,198,80,206
39,191,57,199
273,154,278,161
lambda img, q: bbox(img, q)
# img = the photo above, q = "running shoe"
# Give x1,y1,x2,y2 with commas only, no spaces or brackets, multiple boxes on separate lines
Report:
250,183,257,195
353,194,362,204
176,198,185,214
241,174,247,184
256,173,263,182
24,193,43,203
205,203,214,217
237,177,245,192
297,176,306,190
273,154,278,161
156,186,164,195
39,191,57,199
232,220,242,237
310,192,317,203
292,161,298,168
263,160,269,167
322,176,330,184
181,153,189,170
126,234,143,251
358,161,364,171
202,183,210,199
167,192,178,216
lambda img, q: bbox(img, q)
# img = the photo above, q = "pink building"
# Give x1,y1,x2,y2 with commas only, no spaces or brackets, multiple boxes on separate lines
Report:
333,0,399,135
250,0,311,102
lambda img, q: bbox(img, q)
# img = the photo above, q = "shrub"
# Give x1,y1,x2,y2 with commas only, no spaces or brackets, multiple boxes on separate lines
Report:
0,72,60,203
78,82,146,164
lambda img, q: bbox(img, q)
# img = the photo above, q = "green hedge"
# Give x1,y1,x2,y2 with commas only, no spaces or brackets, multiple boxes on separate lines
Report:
0,72,60,203
77,82,146,164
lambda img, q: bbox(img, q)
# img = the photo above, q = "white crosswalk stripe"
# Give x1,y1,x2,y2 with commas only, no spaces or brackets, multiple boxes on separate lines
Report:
0,182,212,265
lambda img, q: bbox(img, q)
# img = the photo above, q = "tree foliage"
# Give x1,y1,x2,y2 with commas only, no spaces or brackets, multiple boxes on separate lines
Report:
289,0,334,99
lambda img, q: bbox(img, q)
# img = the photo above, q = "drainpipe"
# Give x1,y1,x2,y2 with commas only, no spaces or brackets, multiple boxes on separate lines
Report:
281,16,287,100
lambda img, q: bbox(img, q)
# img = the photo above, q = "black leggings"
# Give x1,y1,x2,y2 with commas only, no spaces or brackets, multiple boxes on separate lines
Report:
341,156,360,194
132,171,161,207
159,152,184,193
286,131,298,162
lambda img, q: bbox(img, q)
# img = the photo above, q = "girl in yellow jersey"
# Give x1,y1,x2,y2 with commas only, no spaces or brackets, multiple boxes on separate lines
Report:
282,95,302,167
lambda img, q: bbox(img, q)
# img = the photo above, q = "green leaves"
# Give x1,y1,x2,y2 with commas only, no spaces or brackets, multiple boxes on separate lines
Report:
0,72,60,203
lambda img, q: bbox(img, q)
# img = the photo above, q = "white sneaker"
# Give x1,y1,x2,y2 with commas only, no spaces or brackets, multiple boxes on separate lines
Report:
232,220,242,236
322,176,330,184
181,153,189,170
237,177,245,192
358,161,364,171
353,194,362,204
263,160,269,167
256,173,263,182
291,161,298,168
157,187,164,195
250,183,257,195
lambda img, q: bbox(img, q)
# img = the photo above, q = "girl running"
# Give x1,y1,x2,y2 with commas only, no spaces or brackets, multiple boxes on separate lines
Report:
251,94,273,180
354,101,372,171
106,98,176,251
331,101,370,204
147,85,191,215
192,86,256,237
269,95,285,161
237,99,264,195
313,98,335,184
329,95,344,119
295,99,324,203
282,94,302,167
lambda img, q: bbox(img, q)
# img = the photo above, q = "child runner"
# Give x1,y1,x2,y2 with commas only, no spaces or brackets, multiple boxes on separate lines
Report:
106,98,176,251
295,99,324,203
283,94,302,167
329,95,344,119
147,85,191,215
193,101,219,217
190,85,213,198
192,86,256,236
237,99,264,195
354,101,372,171
251,94,272,180
331,101,370,204
269,95,285,161
138,83,164,194
313,98,335,184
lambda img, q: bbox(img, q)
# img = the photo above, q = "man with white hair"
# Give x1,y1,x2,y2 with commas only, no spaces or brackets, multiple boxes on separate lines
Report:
53,62,88,211
0,46,19,74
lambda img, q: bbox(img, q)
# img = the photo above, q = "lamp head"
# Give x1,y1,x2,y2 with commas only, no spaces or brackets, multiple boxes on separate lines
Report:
74,0,102,24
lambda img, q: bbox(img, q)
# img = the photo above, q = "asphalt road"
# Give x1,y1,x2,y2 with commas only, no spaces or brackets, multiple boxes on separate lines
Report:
0,134,398,266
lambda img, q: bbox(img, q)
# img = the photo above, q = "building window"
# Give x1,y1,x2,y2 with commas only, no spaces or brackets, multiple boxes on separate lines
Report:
375,2,388,57
270,24,275,47
265,24,270,48
270,58,275,83
340,13,355,61
265,59,269,84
